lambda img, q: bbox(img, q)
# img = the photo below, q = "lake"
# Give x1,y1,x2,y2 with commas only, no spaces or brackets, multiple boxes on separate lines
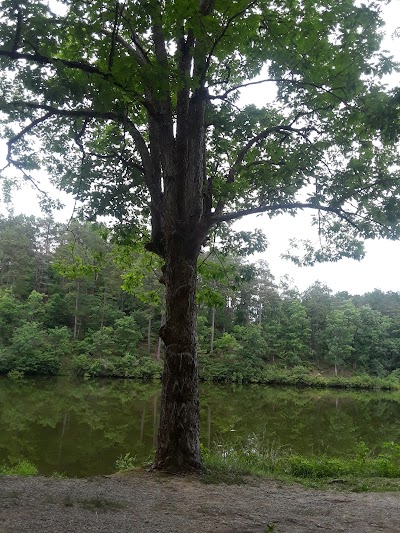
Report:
0,377,399,477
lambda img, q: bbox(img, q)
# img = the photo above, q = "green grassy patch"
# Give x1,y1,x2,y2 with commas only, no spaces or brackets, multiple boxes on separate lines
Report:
0,460,38,476
201,440,400,491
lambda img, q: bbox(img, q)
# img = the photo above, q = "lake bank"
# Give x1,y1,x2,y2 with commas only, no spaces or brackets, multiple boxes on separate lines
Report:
1,471,399,532
67,355,400,390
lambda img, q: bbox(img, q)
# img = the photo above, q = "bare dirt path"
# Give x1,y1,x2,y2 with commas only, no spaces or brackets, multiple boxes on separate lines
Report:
1,471,399,532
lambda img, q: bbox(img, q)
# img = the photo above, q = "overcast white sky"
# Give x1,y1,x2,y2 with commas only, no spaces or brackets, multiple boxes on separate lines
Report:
1,1,400,295
234,1,400,294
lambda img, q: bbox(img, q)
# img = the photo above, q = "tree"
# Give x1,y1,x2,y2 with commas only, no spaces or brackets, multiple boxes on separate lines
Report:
302,282,332,365
1,0,400,472
352,305,392,374
0,215,37,298
53,220,110,338
278,297,311,366
324,301,359,375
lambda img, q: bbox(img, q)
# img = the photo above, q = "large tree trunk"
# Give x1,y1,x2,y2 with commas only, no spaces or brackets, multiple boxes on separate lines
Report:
147,76,207,471
154,237,202,473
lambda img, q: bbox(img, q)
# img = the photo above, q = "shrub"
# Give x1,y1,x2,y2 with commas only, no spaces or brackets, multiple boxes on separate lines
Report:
115,452,137,472
0,460,38,476
70,353,162,380
0,322,66,375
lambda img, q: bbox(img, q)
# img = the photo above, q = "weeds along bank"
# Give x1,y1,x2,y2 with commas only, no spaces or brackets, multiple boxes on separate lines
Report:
2,440,400,493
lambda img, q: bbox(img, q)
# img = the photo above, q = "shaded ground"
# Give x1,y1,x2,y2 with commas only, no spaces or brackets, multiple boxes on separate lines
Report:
0,471,399,532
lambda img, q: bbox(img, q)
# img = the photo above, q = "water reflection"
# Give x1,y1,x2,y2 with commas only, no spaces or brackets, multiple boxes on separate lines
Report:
0,377,399,477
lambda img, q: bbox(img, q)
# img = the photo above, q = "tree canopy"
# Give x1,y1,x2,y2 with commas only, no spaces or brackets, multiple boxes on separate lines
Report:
0,0,399,258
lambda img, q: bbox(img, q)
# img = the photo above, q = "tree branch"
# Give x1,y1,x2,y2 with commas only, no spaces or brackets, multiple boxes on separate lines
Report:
12,8,23,53
201,1,258,84
108,1,121,71
150,2,169,66
6,112,53,147
226,124,308,184
0,49,107,76
6,100,159,202
213,124,308,217
212,202,363,232
208,77,346,102
0,48,150,110
0,111,53,194
9,100,127,121
102,29,149,66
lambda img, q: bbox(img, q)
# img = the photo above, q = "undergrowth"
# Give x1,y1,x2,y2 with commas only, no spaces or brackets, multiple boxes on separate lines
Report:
3,441,400,493
0,459,38,476
201,439,400,490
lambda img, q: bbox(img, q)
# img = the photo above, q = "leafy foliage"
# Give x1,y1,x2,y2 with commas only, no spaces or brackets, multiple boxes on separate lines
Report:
0,1,399,261
0,215,398,385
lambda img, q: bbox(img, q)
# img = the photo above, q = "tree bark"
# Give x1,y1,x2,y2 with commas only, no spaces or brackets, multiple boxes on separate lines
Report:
210,307,215,354
147,316,152,354
156,310,165,360
73,280,80,340
147,78,208,471
153,237,202,473
100,286,107,329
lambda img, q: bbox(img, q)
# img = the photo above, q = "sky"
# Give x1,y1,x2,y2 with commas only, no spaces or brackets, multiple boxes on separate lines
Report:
1,1,400,296
238,0,400,294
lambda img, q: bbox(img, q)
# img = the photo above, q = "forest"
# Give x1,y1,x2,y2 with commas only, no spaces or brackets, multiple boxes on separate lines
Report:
1,214,399,386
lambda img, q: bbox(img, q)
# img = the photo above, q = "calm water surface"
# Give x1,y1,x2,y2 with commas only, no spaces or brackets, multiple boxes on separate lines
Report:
0,377,399,477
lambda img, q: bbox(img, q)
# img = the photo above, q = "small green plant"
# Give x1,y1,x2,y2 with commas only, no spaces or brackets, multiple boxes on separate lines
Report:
51,471,67,479
0,459,38,476
381,441,400,462
115,452,137,472
356,441,370,464
7,369,25,380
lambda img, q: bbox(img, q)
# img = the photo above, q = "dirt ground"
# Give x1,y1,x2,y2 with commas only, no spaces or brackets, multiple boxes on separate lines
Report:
0,471,399,532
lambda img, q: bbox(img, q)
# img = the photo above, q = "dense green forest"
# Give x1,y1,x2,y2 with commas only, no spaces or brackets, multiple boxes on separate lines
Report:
0,214,399,385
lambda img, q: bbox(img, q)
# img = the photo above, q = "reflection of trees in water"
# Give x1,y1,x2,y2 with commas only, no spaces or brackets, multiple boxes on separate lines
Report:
153,395,158,449
140,403,146,443
0,378,399,476
57,410,70,468
200,384,400,458
0,377,161,476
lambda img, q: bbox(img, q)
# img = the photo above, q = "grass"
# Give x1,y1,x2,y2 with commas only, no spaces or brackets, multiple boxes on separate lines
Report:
201,440,400,491
0,460,38,476
0,459,67,478
2,442,399,493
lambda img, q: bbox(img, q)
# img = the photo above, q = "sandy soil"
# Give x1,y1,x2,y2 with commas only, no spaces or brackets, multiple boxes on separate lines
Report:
0,471,399,532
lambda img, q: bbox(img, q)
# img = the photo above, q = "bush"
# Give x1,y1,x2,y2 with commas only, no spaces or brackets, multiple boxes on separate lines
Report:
213,333,242,356
0,322,68,375
0,460,38,476
283,456,352,478
70,353,162,380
